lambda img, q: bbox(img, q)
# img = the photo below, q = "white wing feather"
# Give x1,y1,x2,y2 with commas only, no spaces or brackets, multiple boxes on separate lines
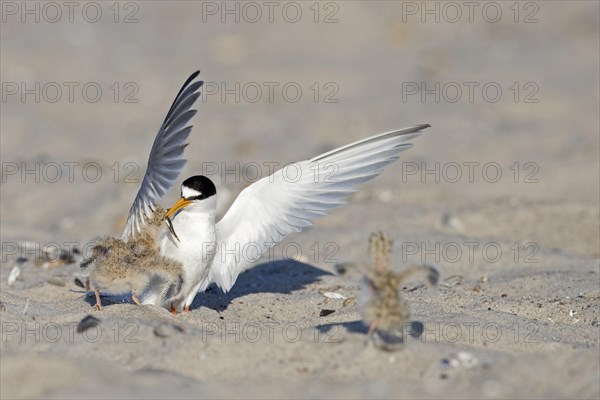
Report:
209,124,430,291
122,71,203,240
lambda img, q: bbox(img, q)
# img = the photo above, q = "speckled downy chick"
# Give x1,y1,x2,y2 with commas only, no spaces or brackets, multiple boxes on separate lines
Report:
360,231,439,349
80,206,184,311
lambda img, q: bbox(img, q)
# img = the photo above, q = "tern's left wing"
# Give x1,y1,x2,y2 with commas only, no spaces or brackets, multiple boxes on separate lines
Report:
209,124,430,292
121,71,203,240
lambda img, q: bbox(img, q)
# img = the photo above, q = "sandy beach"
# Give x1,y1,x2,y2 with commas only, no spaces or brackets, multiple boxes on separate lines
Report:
1,2,599,399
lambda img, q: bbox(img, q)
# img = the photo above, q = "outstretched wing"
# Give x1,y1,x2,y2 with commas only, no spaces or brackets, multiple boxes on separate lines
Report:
121,71,203,240
209,124,430,292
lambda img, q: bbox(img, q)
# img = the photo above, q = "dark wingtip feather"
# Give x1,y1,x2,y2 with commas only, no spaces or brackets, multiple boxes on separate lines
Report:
412,123,431,131
186,70,201,84
163,70,202,124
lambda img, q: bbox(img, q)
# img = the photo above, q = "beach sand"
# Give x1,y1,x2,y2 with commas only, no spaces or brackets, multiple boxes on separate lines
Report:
1,2,599,399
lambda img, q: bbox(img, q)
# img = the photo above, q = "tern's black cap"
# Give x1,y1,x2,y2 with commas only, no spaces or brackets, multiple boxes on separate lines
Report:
181,175,216,200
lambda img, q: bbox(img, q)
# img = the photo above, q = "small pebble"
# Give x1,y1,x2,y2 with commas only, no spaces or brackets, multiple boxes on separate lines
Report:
77,315,100,333
409,321,424,338
334,264,348,275
74,277,87,289
322,292,346,300
456,351,479,368
319,309,335,317
441,275,465,287
441,212,464,232
153,323,184,338
334,262,351,275
8,266,21,286
0,302,5,312
36,245,80,267
47,277,66,286
442,351,479,369
43,244,61,260
343,297,356,307
334,262,368,276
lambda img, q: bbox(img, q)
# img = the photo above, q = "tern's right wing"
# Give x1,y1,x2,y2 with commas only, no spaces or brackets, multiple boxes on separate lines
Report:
121,71,203,241
209,124,430,292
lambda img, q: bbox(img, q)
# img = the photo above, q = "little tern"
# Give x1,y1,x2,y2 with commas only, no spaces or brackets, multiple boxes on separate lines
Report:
118,70,430,313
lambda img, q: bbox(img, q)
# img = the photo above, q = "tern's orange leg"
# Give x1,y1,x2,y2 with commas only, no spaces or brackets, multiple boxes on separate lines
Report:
94,288,103,311
184,305,190,313
131,292,142,306
170,303,177,315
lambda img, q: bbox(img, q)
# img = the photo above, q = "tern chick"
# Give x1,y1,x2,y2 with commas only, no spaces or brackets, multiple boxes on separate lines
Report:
81,206,184,312
359,232,439,350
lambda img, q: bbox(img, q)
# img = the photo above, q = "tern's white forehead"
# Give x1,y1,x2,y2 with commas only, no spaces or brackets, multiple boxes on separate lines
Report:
182,186,202,199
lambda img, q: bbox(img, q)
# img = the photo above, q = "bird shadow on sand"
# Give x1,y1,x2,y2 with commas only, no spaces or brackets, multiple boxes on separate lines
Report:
316,320,425,338
191,259,333,312
82,292,131,308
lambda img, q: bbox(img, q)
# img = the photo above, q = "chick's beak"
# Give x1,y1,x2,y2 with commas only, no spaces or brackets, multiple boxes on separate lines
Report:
166,197,192,218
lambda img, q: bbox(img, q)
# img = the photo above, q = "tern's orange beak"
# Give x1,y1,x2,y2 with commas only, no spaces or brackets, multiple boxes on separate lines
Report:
166,197,192,218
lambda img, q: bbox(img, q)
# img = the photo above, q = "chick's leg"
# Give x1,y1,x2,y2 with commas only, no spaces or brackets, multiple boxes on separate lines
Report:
94,288,103,311
367,320,377,337
170,303,177,315
184,305,190,313
131,292,142,306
